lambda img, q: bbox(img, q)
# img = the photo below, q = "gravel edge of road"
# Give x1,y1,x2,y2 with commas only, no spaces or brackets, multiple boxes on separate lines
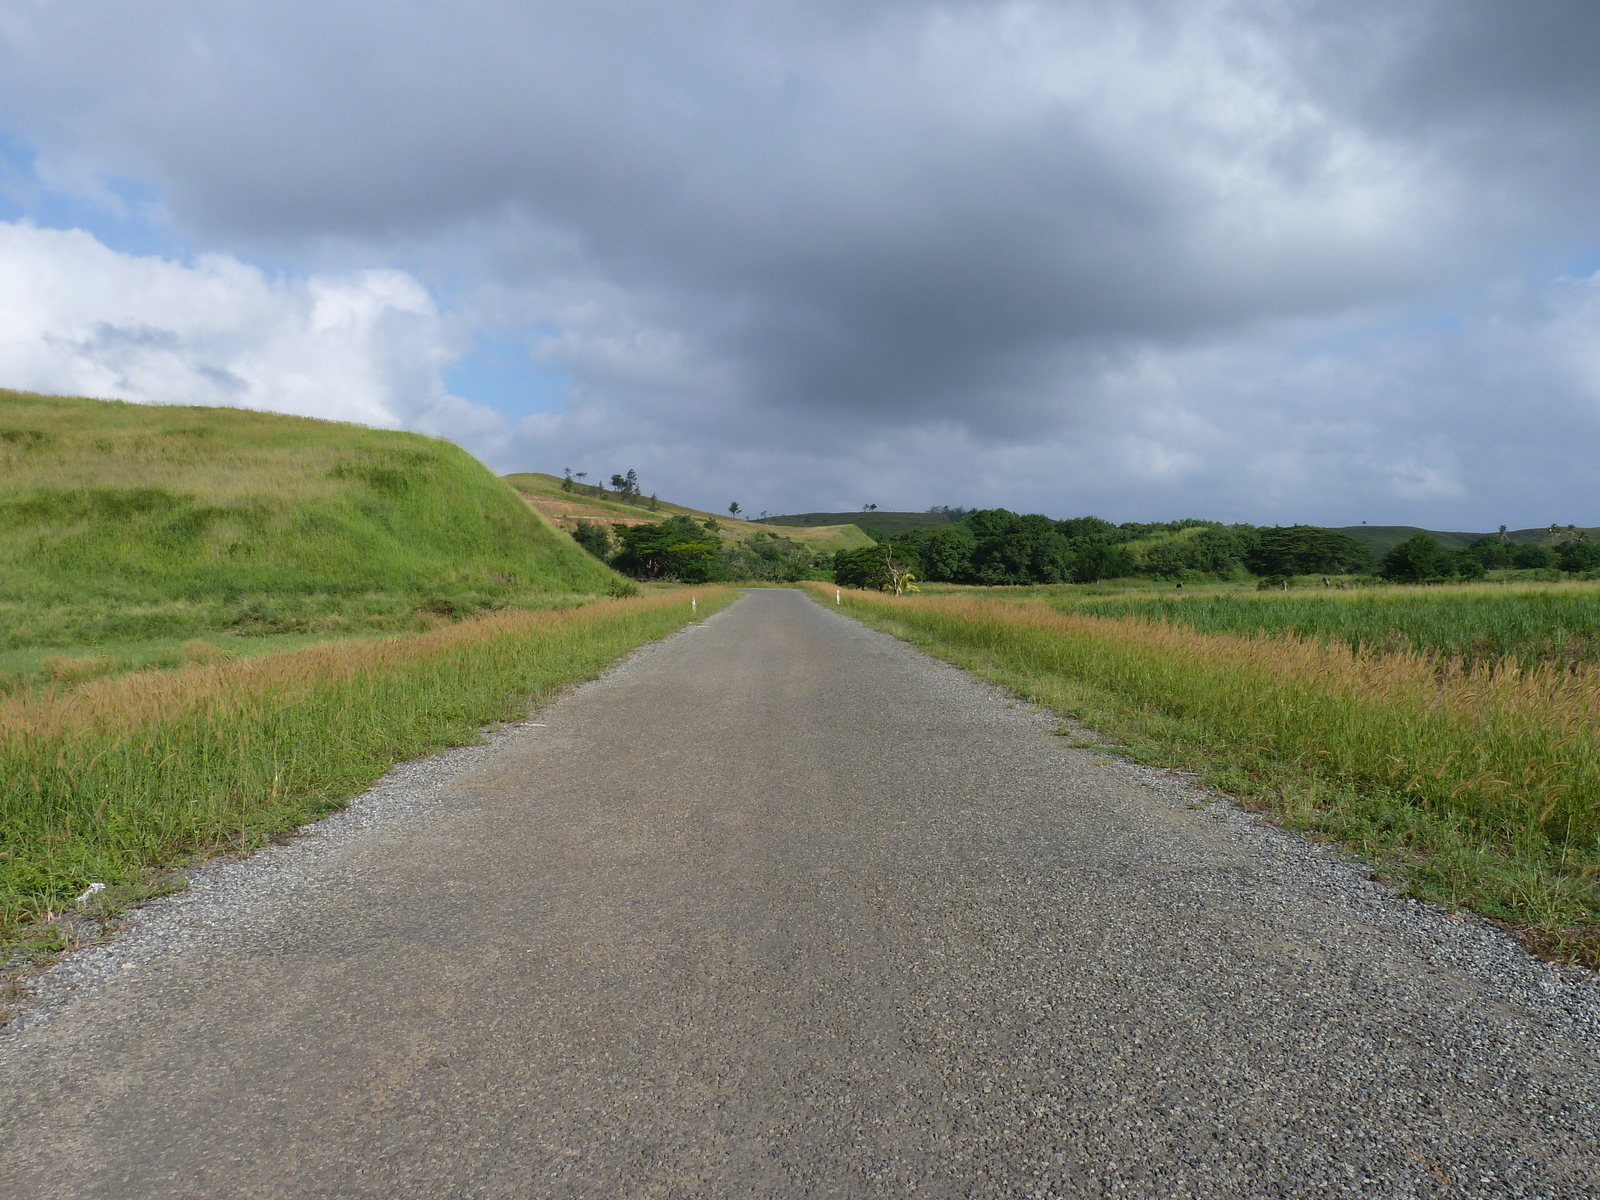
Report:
5,594,1598,1060
802,597,1600,1054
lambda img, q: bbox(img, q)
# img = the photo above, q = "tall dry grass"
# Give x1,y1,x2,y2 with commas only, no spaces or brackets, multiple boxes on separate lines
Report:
816,586,1600,958
2,589,733,944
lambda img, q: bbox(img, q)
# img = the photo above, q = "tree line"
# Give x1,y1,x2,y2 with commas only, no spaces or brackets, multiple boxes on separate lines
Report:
1381,527,1599,583
563,491,1599,588
833,513,1376,587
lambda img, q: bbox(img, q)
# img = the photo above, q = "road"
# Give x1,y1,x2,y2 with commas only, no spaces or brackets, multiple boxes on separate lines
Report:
2,588,1598,1197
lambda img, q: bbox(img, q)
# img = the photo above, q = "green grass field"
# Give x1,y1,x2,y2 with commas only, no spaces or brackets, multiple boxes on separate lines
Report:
0,390,625,690
813,582,1600,964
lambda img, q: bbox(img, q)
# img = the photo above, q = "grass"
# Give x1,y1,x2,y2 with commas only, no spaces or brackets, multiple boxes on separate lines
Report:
1054,581,1600,669
0,390,629,689
1,588,736,957
809,583,1600,965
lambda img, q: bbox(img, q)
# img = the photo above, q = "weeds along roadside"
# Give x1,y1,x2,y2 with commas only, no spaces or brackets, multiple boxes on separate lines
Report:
1,588,736,954
807,584,1600,965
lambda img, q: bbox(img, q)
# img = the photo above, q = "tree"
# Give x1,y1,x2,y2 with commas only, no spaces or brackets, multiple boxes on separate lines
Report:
561,468,575,493
1381,534,1451,582
1556,539,1600,573
1248,526,1372,576
1447,548,1486,580
610,516,720,581
898,524,976,581
882,548,917,596
833,544,919,591
1511,544,1555,569
1467,535,1511,569
728,501,741,517
1143,540,1189,579
965,510,1073,584
720,531,815,582
1072,541,1138,583
569,520,611,559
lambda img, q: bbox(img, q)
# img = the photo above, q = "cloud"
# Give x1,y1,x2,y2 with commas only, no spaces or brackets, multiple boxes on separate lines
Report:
0,221,499,437
1,1,1598,525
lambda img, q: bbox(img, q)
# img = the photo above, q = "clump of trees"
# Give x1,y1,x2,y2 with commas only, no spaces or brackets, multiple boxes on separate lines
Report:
1380,534,1485,583
833,545,919,593
609,516,721,581
573,514,827,583
562,466,644,501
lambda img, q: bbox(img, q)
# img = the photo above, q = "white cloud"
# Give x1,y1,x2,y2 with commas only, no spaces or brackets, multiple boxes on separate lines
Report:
0,221,498,436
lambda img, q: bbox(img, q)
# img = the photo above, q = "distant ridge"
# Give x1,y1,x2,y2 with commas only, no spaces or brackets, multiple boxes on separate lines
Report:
1336,525,1600,557
769,514,1599,556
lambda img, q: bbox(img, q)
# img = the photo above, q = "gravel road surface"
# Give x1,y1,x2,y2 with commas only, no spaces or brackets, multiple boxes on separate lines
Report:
3,588,1598,1197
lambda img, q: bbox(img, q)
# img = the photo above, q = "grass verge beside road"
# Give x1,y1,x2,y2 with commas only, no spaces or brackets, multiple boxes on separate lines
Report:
808,584,1600,965
2,589,735,957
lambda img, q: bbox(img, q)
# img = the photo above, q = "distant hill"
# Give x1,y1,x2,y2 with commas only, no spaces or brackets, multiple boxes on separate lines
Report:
765,510,953,538
505,473,875,554
0,390,620,650
1334,526,1489,557
1336,525,1600,557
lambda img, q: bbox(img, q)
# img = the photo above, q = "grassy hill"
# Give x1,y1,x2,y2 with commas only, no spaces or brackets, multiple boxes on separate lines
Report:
1334,526,1488,557
505,473,876,553
764,510,952,538
0,390,622,680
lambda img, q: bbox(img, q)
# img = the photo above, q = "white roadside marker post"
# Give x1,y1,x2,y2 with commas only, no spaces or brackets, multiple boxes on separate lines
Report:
836,588,841,605
692,595,697,614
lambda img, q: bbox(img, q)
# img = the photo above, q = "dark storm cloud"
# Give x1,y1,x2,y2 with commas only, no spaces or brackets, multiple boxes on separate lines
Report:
3,1,1600,519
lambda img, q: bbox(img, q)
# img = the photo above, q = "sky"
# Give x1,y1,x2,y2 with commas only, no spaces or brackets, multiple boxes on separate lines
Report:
1,0,1598,528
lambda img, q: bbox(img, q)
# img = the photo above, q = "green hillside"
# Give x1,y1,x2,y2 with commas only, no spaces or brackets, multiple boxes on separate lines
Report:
1334,526,1488,557
765,510,952,538
0,390,621,666
505,472,875,553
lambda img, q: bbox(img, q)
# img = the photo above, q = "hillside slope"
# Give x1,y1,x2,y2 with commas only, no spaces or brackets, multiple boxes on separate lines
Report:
505,472,875,553
765,510,952,538
0,390,620,652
